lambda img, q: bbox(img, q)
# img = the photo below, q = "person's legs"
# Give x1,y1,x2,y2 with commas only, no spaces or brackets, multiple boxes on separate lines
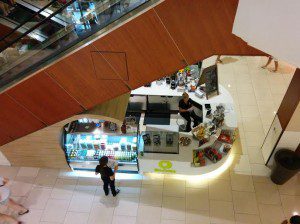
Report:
190,111,201,127
261,56,272,69
109,179,116,196
273,60,279,72
102,179,109,196
180,112,192,132
216,55,222,64
0,213,19,224
7,198,28,215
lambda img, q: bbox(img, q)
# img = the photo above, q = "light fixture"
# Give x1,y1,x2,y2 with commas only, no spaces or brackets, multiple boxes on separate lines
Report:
227,84,231,88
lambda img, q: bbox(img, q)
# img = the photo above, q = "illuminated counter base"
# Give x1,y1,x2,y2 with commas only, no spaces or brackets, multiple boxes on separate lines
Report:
138,145,233,175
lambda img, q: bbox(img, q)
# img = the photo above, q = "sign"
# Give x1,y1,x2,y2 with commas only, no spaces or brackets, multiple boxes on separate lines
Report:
202,64,219,99
154,160,176,173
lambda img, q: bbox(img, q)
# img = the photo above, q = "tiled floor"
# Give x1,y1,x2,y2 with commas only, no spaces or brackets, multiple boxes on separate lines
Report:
0,56,298,224
0,165,299,224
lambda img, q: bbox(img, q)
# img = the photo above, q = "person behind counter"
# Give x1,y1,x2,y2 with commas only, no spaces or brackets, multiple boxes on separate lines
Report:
179,92,202,132
95,156,120,197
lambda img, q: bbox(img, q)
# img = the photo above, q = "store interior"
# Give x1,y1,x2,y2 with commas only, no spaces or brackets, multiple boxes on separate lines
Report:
0,55,298,224
63,57,242,175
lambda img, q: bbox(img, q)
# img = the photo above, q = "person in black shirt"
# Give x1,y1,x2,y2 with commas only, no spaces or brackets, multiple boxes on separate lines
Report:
95,156,120,196
179,92,202,132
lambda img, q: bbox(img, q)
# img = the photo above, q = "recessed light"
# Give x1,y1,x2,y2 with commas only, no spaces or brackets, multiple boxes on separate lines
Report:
228,84,231,88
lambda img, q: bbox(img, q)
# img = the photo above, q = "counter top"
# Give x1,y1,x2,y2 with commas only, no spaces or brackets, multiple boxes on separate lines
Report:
131,82,234,104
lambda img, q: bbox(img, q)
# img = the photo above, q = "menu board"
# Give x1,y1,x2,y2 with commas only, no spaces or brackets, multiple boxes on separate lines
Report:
202,65,219,99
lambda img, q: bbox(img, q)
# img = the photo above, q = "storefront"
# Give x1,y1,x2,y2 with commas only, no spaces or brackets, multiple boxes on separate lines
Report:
62,63,237,175
62,118,139,173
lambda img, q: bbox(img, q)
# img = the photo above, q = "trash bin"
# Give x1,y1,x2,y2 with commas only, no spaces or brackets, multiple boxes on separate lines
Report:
271,149,300,185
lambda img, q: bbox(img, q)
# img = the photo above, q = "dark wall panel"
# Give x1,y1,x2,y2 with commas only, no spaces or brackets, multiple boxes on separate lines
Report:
91,9,187,89
277,69,300,129
0,94,45,139
46,45,130,109
0,129,12,146
154,0,265,64
7,71,84,125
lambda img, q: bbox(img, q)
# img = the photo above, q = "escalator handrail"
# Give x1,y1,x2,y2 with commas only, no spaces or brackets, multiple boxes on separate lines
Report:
0,0,75,52
0,0,58,43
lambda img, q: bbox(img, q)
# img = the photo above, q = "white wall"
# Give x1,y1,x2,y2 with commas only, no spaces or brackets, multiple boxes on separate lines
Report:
233,0,300,67
0,151,10,166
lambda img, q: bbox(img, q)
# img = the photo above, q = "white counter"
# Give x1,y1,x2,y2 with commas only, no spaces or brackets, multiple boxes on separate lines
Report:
132,81,237,176
132,82,234,104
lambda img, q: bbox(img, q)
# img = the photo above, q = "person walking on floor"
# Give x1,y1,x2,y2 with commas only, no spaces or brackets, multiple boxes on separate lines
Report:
95,156,120,197
0,176,29,224
261,55,278,72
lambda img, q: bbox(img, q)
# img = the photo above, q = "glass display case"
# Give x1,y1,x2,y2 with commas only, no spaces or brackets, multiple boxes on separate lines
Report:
63,119,139,172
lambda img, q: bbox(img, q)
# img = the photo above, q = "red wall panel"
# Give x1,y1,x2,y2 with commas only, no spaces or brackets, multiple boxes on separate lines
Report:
154,0,265,64
7,71,84,125
46,45,130,109
91,9,187,89
0,94,45,139
0,129,12,146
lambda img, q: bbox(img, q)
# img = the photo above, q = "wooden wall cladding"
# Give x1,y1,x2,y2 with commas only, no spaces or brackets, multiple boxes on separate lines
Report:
46,45,130,109
91,9,187,89
277,69,300,130
0,93,45,139
6,71,84,125
0,129,12,146
154,0,265,64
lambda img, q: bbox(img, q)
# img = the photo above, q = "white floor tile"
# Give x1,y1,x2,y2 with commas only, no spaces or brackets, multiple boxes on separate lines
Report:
17,167,39,178
114,197,139,217
230,172,255,192
162,197,185,221
160,220,185,224
247,147,265,164
186,187,209,211
186,210,210,224
140,185,163,206
232,191,259,214
88,202,114,224
69,190,94,213
24,187,52,209
254,182,281,205
235,213,261,224
209,179,232,202
19,208,44,224
280,194,300,218
10,180,33,197
34,168,59,187
51,178,77,200
64,212,89,224
41,199,70,223
136,205,161,224
112,216,136,224
258,204,285,224
209,200,235,224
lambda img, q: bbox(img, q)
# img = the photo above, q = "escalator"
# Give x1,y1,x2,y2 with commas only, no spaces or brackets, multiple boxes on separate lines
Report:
0,0,149,89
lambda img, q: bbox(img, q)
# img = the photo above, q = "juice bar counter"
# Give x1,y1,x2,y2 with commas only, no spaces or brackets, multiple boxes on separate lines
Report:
63,119,139,172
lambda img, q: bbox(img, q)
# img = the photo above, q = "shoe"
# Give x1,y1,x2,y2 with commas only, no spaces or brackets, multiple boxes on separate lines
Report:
113,189,120,197
185,128,191,132
19,210,29,215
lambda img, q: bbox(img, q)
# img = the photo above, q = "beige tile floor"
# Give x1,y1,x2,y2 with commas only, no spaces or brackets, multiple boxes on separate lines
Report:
0,56,298,224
